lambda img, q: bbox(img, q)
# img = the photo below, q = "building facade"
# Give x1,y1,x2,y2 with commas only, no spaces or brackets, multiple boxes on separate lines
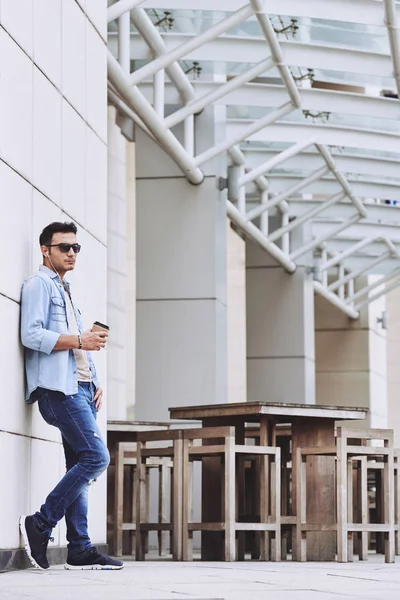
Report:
2,0,400,567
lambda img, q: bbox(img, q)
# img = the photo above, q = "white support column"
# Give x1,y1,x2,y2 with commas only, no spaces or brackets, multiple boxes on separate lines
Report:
246,222,316,405
315,275,388,429
135,107,228,420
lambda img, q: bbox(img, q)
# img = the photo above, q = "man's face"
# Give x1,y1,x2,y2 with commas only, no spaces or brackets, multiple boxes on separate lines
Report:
41,232,79,273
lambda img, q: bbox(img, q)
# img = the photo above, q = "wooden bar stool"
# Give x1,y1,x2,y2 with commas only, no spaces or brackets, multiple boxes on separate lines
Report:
244,424,292,560
135,430,183,561
114,441,173,557
295,427,395,563
181,426,281,561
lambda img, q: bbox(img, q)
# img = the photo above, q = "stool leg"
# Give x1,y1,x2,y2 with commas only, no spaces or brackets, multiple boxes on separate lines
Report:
158,460,169,557
384,453,395,563
224,435,236,561
259,420,270,561
172,438,183,561
132,464,137,555
144,467,150,555
359,457,368,560
135,444,146,561
396,462,400,556
182,441,191,561
237,456,246,561
272,449,281,562
295,450,306,562
347,458,354,562
336,434,348,563
114,446,124,557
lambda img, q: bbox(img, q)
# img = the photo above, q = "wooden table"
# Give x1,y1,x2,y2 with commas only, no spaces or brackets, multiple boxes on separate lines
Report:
169,402,368,561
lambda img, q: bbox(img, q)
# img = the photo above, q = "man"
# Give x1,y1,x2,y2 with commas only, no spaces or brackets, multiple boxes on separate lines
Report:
19,222,123,571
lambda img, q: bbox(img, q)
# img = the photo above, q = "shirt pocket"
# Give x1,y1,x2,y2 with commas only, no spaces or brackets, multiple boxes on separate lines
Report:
51,296,67,322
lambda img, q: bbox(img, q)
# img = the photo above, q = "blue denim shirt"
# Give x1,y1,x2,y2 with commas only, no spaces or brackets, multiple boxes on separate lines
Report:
21,266,99,402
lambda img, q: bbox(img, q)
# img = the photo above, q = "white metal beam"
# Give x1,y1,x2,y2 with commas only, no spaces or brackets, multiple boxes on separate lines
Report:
253,174,400,203
313,281,359,320
355,276,400,310
328,252,392,292
194,102,294,167
128,5,255,85
245,166,329,223
132,81,400,123
109,34,394,80
250,0,301,108
107,0,146,23
163,58,275,129
226,200,297,273
128,0,400,27
347,268,400,304
239,137,318,186
243,150,400,181
384,0,400,99
289,215,361,261
268,192,345,243
227,120,400,154
107,51,204,184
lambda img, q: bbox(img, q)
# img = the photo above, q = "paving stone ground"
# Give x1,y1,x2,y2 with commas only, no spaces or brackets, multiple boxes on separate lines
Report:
1,556,400,599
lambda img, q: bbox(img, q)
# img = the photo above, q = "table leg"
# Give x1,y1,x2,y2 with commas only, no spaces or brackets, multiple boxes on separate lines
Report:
292,418,336,561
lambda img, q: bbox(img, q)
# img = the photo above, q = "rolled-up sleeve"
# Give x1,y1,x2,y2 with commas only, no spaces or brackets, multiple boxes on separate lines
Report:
21,277,60,355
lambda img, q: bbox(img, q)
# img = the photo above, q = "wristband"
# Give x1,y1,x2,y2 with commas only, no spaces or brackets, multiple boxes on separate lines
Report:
77,334,83,350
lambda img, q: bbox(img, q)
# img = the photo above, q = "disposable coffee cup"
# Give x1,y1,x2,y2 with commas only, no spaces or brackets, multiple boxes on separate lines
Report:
92,321,110,334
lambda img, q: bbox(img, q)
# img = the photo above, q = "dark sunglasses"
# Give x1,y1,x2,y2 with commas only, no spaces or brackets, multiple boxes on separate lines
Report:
46,243,81,254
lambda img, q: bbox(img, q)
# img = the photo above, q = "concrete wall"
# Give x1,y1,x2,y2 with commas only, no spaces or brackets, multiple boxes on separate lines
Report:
0,0,108,555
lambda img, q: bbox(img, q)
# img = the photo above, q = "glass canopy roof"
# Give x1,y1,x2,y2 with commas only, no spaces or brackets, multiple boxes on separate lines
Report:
107,0,400,312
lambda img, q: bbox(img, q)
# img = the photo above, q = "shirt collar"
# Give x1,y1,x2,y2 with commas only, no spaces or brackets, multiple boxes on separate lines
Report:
39,265,71,292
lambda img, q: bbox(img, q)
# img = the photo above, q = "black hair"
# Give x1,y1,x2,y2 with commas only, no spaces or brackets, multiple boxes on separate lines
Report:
39,222,78,247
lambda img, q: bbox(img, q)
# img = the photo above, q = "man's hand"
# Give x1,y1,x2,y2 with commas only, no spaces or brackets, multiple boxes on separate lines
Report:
81,330,108,351
94,386,103,411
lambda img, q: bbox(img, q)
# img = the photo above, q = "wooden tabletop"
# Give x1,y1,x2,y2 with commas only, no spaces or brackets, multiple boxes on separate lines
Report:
107,420,170,432
169,402,368,423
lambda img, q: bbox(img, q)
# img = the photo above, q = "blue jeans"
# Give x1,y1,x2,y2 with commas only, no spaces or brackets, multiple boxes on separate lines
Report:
35,382,110,556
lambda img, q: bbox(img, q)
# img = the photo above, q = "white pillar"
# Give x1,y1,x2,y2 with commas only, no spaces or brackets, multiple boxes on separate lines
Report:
135,109,228,421
316,275,388,428
246,236,316,405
